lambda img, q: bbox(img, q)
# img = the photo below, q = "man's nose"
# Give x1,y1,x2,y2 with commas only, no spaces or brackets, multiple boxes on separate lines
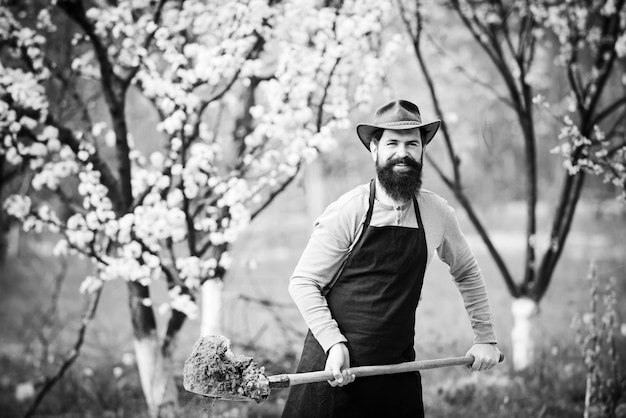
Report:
395,145,408,157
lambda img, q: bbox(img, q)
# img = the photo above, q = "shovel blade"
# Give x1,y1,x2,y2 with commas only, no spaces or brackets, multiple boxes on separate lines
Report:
186,386,254,402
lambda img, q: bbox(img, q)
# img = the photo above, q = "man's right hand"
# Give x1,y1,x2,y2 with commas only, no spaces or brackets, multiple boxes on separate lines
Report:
325,342,356,387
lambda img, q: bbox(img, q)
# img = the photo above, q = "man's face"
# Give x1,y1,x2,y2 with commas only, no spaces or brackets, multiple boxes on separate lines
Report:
370,128,424,201
371,128,423,167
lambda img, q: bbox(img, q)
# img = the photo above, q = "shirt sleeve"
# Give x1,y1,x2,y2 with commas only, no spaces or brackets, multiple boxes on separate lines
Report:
288,195,364,353
437,205,498,344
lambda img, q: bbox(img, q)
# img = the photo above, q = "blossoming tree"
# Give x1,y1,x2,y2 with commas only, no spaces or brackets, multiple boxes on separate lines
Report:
396,0,626,370
0,0,393,415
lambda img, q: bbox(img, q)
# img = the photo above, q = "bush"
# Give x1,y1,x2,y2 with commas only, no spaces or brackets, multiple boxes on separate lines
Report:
572,264,626,418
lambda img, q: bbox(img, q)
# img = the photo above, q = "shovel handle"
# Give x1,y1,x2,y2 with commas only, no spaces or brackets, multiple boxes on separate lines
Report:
268,353,504,388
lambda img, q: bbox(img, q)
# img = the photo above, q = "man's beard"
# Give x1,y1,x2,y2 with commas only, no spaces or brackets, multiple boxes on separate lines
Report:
376,156,423,202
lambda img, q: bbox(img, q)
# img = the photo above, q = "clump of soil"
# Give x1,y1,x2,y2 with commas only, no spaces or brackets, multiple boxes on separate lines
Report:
183,335,271,403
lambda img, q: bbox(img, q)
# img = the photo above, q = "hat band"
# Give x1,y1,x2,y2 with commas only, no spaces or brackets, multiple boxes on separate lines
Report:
378,120,423,127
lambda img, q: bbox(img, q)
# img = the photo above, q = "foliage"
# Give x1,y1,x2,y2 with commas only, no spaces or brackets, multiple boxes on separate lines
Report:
432,350,587,418
533,0,626,200
572,263,626,418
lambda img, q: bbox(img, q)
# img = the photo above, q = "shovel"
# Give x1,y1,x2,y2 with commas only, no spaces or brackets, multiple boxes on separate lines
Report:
183,335,504,403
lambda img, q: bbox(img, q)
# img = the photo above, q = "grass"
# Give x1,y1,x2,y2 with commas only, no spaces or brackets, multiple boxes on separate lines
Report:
1,182,625,417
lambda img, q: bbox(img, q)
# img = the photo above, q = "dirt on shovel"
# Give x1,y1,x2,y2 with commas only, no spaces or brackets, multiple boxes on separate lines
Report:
183,335,271,403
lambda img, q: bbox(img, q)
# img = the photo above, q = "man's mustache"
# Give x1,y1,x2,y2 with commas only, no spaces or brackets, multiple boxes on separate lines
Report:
386,156,421,170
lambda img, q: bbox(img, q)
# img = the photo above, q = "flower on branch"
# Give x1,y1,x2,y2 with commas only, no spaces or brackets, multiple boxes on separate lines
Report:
168,286,198,319
3,195,32,219
2,0,396,321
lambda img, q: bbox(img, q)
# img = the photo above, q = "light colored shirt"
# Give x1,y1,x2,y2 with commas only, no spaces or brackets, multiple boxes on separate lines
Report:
289,182,498,352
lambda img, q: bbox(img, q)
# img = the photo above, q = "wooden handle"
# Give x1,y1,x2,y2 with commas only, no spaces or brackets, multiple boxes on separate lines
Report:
268,353,504,388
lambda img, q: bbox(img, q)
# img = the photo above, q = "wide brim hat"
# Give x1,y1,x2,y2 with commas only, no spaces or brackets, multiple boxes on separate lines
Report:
356,99,441,150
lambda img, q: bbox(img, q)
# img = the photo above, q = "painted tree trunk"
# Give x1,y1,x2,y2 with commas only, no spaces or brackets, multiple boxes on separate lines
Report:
510,297,539,371
584,372,593,418
201,279,224,336
134,336,180,418
128,281,179,418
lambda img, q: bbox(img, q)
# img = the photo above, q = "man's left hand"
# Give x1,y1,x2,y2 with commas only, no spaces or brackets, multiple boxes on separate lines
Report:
465,343,501,371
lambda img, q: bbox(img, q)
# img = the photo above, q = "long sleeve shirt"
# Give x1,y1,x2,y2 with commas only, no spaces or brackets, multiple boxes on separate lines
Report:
288,183,498,353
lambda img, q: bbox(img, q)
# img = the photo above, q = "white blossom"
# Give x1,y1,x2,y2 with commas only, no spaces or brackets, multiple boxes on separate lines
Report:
113,366,124,378
4,195,31,219
79,275,103,294
15,382,35,402
169,286,198,319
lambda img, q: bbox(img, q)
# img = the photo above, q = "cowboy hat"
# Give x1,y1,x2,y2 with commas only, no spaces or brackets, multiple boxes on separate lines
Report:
356,99,441,150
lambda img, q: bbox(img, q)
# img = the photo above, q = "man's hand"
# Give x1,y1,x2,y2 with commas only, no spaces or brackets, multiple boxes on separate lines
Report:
466,343,501,371
325,342,356,387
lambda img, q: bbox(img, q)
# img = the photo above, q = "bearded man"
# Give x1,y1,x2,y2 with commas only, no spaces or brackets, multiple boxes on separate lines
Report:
282,99,501,418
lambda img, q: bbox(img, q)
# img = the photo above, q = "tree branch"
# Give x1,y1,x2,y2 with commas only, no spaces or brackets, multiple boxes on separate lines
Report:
58,0,133,210
162,309,187,356
534,170,585,299
398,0,462,183
23,286,103,418
425,31,515,109
583,19,621,128
592,95,626,127
427,154,519,296
450,0,525,115
122,0,168,89
194,32,266,128
45,116,124,213
250,164,302,221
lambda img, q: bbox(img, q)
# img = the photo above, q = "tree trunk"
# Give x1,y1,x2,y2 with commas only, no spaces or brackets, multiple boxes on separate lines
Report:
510,297,539,371
201,279,224,336
134,336,180,418
128,281,179,417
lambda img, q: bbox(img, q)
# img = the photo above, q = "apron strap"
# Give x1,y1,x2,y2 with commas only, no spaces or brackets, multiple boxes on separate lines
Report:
412,193,427,258
412,193,424,230
364,178,376,227
322,179,376,296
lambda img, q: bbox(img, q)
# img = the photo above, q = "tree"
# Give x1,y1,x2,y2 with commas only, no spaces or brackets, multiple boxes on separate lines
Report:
0,0,393,416
396,0,626,370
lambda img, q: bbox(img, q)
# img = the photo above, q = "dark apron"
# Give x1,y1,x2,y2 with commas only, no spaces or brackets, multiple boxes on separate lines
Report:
282,180,428,418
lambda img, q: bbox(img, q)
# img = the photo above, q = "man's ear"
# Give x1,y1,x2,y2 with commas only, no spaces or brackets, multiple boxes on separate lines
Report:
370,141,377,162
